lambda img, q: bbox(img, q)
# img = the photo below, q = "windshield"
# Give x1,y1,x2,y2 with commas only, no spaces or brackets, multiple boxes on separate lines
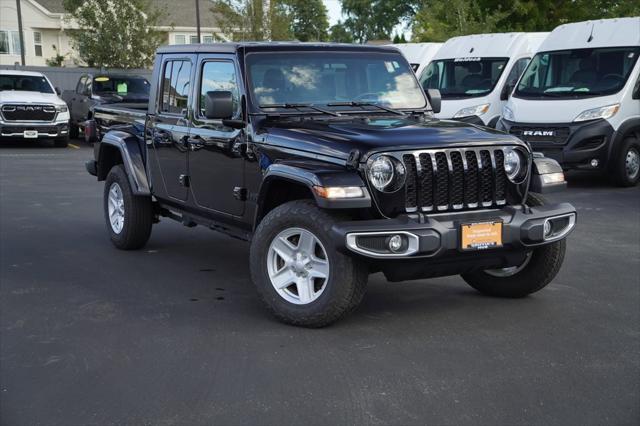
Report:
515,47,640,99
93,76,150,96
246,51,426,110
420,58,509,99
0,74,54,93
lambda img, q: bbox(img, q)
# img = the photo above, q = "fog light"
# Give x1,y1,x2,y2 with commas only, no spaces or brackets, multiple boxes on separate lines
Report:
544,220,553,238
388,235,404,252
590,159,599,168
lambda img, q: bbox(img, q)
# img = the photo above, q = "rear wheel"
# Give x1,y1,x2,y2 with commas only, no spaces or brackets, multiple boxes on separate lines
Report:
610,135,640,187
103,165,153,250
461,193,566,298
250,200,368,327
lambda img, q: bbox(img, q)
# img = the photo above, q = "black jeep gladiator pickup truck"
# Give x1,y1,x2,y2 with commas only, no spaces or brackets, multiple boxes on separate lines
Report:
86,43,576,327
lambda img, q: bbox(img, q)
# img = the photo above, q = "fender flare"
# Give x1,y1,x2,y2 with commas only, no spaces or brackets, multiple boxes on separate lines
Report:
608,117,640,162
98,130,150,195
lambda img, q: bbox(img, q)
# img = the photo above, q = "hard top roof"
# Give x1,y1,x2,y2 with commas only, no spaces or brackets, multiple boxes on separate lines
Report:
539,17,640,52
157,42,399,55
0,70,47,77
433,32,549,60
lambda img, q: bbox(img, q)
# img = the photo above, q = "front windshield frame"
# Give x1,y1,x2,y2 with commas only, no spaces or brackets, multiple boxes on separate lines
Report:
0,74,55,94
92,76,150,96
514,46,640,100
245,50,428,113
419,57,509,99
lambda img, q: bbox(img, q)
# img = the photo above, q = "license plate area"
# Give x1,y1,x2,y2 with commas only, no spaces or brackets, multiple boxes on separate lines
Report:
460,221,503,251
23,130,38,139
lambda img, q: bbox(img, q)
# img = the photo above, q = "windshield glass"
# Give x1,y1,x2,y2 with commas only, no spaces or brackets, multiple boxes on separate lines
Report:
246,51,426,110
93,76,150,96
0,74,54,93
515,47,640,98
419,58,509,99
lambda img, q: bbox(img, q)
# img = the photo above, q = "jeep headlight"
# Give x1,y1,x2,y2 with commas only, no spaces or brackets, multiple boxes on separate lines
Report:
453,103,490,119
574,104,620,122
503,148,527,183
367,155,405,192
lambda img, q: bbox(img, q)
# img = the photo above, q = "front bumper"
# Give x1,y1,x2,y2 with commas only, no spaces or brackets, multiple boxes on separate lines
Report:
0,121,69,139
498,118,615,170
331,203,576,281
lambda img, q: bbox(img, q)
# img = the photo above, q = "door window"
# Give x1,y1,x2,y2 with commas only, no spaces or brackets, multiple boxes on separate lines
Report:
160,59,192,114
505,58,530,87
76,76,87,94
199,61,240,118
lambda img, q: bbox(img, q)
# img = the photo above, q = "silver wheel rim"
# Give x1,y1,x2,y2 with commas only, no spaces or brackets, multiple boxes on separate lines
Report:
107,182,125,234
485,252,532,278
267,227,330,305
625,147,639,180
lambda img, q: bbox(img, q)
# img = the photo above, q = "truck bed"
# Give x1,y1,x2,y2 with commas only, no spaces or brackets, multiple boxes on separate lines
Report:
93,103,147,138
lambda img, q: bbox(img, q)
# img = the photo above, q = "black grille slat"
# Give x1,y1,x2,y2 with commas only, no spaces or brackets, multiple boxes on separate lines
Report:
434,152,449,208
494,150,507,202
450,151,464,207
403,154,418,210
1,105,56,122
418,153,434,210
464,151,479,206
479,150,493,204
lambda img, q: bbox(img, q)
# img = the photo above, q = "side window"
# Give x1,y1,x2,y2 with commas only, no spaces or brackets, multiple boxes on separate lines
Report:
160,60,192,114
633,75,640,99
76,76,86,94
199,61,240,118
85,77,92,95
506,58,530,87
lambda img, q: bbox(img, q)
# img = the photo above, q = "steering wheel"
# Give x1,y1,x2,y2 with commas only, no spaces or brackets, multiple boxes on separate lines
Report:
601,74,624,84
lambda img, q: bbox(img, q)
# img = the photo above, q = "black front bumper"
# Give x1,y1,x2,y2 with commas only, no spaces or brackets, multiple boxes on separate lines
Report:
498,118,615,170
331,203,576,281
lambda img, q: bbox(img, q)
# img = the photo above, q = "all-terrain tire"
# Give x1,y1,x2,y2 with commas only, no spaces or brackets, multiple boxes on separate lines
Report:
610,135,640,187
250,200,368,327
103,165,153,250
461,193,566,298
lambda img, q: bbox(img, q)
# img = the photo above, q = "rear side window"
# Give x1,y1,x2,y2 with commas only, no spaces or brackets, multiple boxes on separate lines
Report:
160,60,192,114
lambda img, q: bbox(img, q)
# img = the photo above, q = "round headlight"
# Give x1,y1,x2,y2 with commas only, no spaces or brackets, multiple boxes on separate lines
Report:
504,148,523,181
368,156,395,191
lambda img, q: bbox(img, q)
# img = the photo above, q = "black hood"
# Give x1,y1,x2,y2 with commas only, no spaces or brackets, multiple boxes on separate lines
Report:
260,117,523,161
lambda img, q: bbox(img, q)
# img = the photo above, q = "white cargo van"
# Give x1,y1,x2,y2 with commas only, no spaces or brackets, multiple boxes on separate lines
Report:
498,18,640,186
391,43,442,76
419,32,548,127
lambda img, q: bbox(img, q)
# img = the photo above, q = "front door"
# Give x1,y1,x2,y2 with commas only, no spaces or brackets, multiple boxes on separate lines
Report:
187,56,245,216
147,54,195,202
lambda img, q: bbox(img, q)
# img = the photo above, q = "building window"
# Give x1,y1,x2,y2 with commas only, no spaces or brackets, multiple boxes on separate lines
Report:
174,34,186,44
34,31,42,57
202,35,214,44
0,30,21,55
190,35,199,44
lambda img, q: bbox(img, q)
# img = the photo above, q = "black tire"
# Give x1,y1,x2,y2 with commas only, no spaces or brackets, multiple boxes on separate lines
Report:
250,200,368,327
461,193,566,298
69,122,79,139
610,135,640,187
54,134,69,148
103,165,153,250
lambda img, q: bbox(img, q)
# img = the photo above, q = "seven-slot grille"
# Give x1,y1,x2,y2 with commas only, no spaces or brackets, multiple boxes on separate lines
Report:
401,148,512,213
1,104,57,122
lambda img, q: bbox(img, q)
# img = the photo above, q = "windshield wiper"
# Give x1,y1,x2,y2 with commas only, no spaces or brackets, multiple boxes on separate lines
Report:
260,103,342,117
326,101,406,116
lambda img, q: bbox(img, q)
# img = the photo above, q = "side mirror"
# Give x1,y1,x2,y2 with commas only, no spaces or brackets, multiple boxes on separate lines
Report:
205,91,234,120
500,84,513,101
55,87,61,95
426,89,441,114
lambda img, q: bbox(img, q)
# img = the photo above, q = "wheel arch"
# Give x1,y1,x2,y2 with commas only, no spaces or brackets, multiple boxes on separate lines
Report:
608,117,640,161
97,130,150,195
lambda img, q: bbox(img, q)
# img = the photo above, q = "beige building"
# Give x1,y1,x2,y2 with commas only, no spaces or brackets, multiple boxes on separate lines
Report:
0,0,225,66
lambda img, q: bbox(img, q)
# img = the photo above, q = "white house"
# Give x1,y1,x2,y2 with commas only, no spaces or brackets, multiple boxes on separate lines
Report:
0,0,226,66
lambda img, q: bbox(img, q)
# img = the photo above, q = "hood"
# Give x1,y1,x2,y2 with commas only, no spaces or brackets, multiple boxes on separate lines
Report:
0,91,65,106
506,93,622,123
261,116,520,161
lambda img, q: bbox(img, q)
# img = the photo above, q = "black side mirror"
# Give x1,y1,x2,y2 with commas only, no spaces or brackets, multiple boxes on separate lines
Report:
426,89,441,114
55,87,61,95
205,91,234,120
500,84,513,101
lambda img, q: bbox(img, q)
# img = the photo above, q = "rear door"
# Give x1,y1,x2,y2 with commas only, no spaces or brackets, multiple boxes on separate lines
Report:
71,75,87,123
147,54,195,202
187,55,245,216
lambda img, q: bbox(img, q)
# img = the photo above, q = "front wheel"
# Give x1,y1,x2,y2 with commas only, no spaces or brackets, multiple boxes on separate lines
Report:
250,200,368,327
103,165,153,250
610,135,640,187
461,193,566,298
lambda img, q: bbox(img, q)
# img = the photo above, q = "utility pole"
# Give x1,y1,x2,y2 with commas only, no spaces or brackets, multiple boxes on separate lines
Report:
195,0,201,43
15,0,26,66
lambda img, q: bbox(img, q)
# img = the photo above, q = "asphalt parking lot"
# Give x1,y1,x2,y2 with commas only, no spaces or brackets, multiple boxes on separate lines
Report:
1,141,639,426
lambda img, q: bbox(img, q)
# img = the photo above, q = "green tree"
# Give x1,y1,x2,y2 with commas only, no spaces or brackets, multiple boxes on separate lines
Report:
341,0,417,43
211,0,293,41
329,22,354,43
283,0,329,41
63,0,165,68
